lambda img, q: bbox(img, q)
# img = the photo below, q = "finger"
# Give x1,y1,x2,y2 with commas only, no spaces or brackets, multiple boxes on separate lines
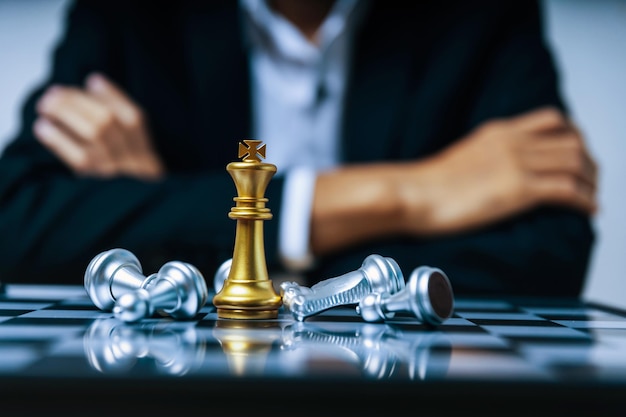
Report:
510,106,568,133
568,123,599,181
522,154,597,194
85,72,154,161
33,117,114,177
526,173,598,214
521,132,598,190
521,147,597,189
86,73,144,128
85,73,164,178
38,85,133,167
37,86,116,142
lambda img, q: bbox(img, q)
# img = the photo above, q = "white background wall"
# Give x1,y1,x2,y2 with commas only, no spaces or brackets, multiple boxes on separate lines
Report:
1,0,625,308
542,0,626,309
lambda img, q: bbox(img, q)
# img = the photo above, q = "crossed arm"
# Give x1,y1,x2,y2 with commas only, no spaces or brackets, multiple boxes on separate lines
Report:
33,73,598,259
311,107,597,255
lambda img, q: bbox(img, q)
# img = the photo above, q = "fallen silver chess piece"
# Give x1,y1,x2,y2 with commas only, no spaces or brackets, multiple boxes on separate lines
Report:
85,248,208,322
85,248,151,311
279,254,406,321
357,265,454,326
113,260,208,323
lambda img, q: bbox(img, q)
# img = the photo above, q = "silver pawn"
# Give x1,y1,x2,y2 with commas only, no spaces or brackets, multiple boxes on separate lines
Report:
280,254,405,321
85,248,150,311
113,261,208,323
357,265,454,325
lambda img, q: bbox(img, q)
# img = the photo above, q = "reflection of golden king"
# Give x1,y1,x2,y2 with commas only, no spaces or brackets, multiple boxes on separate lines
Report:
212,320,282,375
212,139,282,319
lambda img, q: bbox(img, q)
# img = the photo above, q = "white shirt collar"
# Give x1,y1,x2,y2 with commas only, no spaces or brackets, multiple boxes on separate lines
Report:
238,0,369,172
240,0,360,63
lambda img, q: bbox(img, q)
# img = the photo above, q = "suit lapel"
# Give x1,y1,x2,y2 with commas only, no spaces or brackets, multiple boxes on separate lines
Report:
342,2,428,162
183,2,251,164
181,2,429,165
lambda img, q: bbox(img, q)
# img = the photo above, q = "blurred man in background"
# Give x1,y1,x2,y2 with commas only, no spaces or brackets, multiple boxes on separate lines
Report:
0,0,597,296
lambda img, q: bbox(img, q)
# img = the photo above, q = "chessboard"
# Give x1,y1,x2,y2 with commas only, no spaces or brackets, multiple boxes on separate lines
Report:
1,283,625,416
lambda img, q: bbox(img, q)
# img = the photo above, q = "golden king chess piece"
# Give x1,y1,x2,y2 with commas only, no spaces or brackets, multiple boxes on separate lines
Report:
212,139,282,319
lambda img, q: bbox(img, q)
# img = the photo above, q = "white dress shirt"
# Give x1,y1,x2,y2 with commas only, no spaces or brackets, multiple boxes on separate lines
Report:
239,0,366,271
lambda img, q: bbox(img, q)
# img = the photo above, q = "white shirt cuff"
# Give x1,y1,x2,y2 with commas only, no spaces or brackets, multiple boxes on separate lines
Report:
279,166,317,271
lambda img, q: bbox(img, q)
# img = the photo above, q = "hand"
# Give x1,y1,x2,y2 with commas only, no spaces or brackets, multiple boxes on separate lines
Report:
407,106,598,235
33,73,164,180
310,107,598,255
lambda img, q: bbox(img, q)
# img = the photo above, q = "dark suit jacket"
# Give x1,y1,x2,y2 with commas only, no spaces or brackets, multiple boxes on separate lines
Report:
0,0,594,296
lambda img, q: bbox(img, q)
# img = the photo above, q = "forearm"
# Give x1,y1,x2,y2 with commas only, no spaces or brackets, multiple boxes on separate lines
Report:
310,161,427,255
310,107,597,259
0,162,238,283
309,156,483,256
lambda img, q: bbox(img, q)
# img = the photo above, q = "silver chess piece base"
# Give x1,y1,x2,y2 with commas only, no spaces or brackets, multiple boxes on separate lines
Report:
357,265,454,325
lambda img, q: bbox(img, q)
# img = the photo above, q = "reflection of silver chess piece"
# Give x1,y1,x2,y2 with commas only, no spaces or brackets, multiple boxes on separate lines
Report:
281,321,451,380
85,248,150,311
357,265,454,325
280,254,405,321
113,261,208,323
83,319,206,376
281,321,399,378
